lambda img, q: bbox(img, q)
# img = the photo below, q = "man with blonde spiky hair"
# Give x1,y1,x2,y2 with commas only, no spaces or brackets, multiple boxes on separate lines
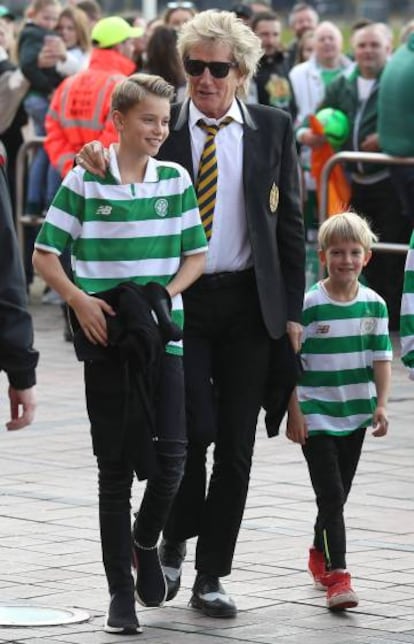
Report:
77,9,306,618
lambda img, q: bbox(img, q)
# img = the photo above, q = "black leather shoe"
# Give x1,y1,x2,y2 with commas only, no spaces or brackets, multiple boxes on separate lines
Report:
159,538,187,601
190,573,237,618
104,591,142,634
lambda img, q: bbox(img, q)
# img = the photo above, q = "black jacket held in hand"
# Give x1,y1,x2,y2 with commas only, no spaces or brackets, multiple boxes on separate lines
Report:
0,164,38,390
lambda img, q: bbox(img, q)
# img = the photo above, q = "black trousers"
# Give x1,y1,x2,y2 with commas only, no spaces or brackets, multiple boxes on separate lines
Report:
163,270,271,577
302,429,366,571
86,354,187,595
351,178,412,331
389,165,414,226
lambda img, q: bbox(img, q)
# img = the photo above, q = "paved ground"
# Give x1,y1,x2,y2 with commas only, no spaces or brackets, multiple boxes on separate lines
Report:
1,281,414,644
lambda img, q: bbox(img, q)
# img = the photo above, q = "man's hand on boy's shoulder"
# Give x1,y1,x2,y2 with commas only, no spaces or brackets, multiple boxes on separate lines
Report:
372,406,389,437
76,141,108,178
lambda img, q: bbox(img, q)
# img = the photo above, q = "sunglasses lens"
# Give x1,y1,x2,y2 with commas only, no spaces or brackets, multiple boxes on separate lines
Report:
184,59,205,76
184,59,235,78
209,62,230,78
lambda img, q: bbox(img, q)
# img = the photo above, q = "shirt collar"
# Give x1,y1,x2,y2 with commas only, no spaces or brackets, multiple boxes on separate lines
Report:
189,98,243,131
108,144,159,183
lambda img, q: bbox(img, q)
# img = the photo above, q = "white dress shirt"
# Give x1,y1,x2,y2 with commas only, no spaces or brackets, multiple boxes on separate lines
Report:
188,99,252,274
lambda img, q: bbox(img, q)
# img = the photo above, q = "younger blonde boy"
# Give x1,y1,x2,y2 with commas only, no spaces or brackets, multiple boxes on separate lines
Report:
287,212,392,611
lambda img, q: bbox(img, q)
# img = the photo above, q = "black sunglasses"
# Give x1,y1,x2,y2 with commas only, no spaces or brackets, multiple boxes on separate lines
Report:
184,58,238,78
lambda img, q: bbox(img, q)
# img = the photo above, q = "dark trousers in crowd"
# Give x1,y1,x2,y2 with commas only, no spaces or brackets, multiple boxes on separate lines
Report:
302,429,366,571
389,165,414,226
163,269,271,577
351,178,412,331
85,354,187,595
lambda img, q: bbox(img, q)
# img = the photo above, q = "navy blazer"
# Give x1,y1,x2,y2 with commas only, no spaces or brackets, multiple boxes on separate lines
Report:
158,99,305,339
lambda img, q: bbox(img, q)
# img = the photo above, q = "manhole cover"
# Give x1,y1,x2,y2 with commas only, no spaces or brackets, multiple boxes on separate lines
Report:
0,605,89,626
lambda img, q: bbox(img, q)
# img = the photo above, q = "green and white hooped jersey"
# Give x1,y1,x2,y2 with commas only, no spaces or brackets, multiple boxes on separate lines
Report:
35,147,208,355
401,231,414,378
298,281,392,436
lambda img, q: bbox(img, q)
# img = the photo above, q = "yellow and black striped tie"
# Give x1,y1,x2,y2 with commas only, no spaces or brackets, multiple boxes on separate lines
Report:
196,117,233,240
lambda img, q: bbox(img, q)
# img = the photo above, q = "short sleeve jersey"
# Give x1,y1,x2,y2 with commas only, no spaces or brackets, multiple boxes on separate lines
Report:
35,146,208,355
401,230,414,375
298,281,392,435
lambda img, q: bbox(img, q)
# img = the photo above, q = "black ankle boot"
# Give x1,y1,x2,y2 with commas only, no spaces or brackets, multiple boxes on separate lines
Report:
104,591,141,634
100,510,138,632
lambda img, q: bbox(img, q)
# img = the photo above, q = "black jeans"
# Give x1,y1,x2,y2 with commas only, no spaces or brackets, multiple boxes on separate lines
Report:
163,271,271,577
302,429,366,571
92,354,187,594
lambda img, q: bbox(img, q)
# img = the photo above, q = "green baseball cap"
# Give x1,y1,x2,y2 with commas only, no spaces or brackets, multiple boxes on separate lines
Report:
91,16,144,48
0,5,15,20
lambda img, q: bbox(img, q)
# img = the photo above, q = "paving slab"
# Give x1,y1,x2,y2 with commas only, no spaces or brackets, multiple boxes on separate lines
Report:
0,282,414,643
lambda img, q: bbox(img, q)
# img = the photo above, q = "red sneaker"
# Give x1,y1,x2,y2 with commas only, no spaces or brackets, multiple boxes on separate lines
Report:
325,571,359,611
308,547,328,589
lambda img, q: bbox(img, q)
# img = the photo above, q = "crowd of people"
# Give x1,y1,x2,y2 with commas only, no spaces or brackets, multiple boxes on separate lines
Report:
0,1,412,322
1,0,414,637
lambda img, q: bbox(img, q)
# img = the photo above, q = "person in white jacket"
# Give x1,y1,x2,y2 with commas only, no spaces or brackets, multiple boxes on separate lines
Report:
290,21,351,127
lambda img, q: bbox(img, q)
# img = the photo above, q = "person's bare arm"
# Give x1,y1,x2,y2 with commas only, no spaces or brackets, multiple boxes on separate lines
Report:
372,360,391,437
286,388,308,445
33,249,115,346
286,320,303,354
166,252,206,298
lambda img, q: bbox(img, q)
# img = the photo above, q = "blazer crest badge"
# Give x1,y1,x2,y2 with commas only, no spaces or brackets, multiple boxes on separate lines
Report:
269,183,279,213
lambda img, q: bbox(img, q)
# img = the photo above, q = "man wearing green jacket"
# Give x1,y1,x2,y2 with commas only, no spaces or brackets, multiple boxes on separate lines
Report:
378,32,414,225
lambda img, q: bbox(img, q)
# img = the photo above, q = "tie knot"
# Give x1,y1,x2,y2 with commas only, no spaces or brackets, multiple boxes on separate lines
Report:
197,116,233,136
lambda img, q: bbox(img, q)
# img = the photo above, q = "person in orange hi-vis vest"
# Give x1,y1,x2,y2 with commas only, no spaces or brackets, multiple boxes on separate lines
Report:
45,16,142,178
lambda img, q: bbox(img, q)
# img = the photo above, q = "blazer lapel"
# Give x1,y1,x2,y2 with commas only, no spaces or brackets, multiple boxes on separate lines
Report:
170,100,194,182
239,101,259,196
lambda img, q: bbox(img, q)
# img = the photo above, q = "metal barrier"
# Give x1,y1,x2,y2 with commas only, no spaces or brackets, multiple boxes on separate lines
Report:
320,150,414,253
318,151,414,278
15,136,45,251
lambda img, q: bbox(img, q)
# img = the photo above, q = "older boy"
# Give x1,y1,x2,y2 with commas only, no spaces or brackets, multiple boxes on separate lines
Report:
287,212,392,611
33,74,207,634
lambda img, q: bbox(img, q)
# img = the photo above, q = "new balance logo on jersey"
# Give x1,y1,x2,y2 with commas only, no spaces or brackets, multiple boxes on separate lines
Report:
96,205,112,216
316,324,330,334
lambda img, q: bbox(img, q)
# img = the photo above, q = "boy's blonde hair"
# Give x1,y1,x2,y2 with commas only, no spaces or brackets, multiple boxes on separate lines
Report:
111,73,175,114
318,212,378,252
